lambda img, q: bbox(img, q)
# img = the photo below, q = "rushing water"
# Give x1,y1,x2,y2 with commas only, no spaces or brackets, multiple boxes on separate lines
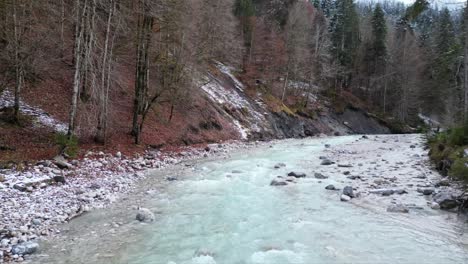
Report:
35,136,468,264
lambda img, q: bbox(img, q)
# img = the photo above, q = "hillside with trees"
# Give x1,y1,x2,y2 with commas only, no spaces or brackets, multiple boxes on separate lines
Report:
0,0,467,161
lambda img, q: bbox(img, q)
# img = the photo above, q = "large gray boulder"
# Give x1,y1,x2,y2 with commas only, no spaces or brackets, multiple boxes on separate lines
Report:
342,186,354,198
11,241,39,256
136,208,155,223
433,192,459,210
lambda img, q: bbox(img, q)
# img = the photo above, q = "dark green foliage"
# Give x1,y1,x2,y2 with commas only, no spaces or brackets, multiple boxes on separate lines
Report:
312,0,320,9
371,4,387,60
234,0,254,17
55,132,79,157
424,8,461,117
402,0,429,23
449,158,468,181
330,0,360,85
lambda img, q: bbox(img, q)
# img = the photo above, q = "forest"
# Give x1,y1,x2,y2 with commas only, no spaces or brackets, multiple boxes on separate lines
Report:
0,0,467,147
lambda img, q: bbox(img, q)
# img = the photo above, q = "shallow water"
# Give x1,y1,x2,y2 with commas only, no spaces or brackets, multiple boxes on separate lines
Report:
35,136,468,264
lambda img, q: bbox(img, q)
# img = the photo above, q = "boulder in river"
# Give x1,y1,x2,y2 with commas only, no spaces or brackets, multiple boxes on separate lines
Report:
270,179,288,186
338,164,353,168
314,173,328,179
321,159,334,165
387,204,409,213
287,172,306,178
11,241,39,256
342,186,354,198
325,184,337,191
433,192,459,210
340,194,351,202
136,208,155,223
417,188,434,195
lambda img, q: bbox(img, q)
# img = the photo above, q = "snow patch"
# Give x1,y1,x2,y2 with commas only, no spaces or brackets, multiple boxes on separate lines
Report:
215,62,244,91
0,90,67,133
199,64,269,139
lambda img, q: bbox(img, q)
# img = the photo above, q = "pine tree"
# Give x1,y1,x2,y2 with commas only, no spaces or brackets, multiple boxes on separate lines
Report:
427,8,460,118
372,3,387,61
330,0,360,87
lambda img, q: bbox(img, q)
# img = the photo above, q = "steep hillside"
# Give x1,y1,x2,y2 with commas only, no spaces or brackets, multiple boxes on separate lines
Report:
0,60,390,162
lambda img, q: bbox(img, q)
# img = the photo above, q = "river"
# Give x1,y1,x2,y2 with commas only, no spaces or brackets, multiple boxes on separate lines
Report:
33,135,468,264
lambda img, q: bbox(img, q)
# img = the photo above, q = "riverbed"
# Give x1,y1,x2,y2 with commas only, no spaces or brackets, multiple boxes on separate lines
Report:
32,134,468,264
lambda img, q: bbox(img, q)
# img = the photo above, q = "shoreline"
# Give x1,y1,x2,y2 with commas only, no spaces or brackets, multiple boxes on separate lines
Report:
0,139,268,263
2,134,468,263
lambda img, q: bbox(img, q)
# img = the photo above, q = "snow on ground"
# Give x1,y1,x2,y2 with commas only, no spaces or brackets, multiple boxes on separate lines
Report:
0,90,67,133
199,64,269,139
215,62,244,91
418,113,442,130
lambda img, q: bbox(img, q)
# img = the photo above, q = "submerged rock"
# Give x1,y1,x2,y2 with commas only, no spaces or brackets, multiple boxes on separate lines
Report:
136,208,155,223
274,163,286,169
11,241,39,256
287,172,306,178
387,204,409,213
314,173,328,179
325,184,337,191
321,159,333,165
270,179,287,186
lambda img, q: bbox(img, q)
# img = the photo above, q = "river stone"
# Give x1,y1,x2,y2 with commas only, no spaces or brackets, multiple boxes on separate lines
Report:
342,186,354,198
314,173,328,179
325,184,337,191
338,164,353,168
53,156,73,170
340,194,351,202
31,219,41,226
435,179,450,187
0,174,5,182
287,172,306,178
11,241,39,256
381,189,395,196
321,159,333,165
13,183,26,192
430,202,441,210
136,208,155,223
274,163,286,169
418,188,435,195
387,204,409,213
433,192,459,210
270,179,287,186
53,175,66,184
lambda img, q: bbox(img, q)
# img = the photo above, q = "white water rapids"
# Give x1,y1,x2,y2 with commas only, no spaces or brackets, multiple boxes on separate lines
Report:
34,135,468,264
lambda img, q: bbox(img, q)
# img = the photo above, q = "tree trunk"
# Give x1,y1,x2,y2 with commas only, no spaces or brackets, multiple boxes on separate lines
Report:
464,1,468,122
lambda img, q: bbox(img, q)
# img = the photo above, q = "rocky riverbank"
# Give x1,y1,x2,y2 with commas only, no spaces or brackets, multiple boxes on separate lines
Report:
269,134,467,214
2,134,468,263
0,140,261,263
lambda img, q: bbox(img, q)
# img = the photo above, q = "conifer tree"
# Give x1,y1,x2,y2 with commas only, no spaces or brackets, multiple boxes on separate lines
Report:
330,0,360,88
